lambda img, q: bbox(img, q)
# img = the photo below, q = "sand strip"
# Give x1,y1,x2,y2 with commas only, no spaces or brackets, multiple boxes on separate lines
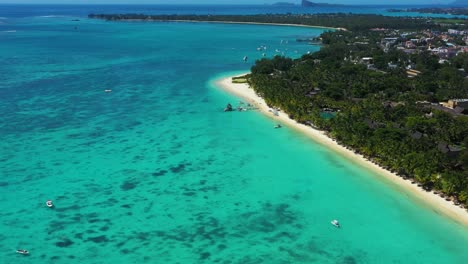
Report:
215,74,468,226
105,19,344,31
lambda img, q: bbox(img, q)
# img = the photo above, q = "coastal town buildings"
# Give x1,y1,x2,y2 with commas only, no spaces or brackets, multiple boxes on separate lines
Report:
373,27,468,61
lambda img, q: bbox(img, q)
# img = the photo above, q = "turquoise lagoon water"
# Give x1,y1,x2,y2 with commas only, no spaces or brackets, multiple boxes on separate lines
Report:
1,15,468,264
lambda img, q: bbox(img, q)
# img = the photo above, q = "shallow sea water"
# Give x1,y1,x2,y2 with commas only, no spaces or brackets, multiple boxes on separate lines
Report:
0,14,468,264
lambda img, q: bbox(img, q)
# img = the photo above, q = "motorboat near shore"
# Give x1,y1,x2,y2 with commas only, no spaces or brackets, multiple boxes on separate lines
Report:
331,219,340,228
224,103,233,112
274,124,282,129
16,249,29,255
223,101,257,112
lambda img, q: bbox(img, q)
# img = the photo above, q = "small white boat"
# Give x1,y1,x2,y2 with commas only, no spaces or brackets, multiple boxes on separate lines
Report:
104,89,112,93
46,200,53,208
16,249,29,255
274,124,282,129
331,219,340,228
243,56,248,62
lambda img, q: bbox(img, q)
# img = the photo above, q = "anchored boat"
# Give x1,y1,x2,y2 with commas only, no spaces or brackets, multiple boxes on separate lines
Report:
16,249,29,255
331,219,340,228
46,200,53,208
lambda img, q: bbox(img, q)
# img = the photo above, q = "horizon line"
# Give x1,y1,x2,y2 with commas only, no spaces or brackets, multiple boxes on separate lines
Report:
0,3,458,7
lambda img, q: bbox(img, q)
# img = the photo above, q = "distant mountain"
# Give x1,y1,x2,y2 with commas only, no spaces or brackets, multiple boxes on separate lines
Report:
272,2,296,6
301,0,344,7
452,0,468,6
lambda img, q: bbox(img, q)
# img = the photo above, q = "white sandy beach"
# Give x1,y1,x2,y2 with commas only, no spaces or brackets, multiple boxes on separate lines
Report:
118,19,345,31
216,74,468,226
166,20,344,31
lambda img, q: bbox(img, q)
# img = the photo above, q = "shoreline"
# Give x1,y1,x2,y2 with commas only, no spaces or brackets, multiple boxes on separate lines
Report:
215,74,468,226
100,19,344,31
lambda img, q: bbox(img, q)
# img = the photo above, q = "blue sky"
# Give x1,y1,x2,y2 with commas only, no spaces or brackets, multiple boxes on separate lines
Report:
0,0,454,5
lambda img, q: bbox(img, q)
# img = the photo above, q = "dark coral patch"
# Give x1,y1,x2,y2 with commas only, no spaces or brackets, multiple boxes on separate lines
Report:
169,162,191,173
152,170,167,177
88,218,101,223
341,256,357,264
275,204,296,224
55,205,80,212
55,238,74,248
241,203,298,233
115,241,127,248
0,182,8,187
87,235,109,243
134,232,150,241
217,244,227,250
48,220,74,234
199,252,211,260
121,180,137,191
254,219,275,232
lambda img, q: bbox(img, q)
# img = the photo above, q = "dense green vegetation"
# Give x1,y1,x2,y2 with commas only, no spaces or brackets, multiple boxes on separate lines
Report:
248,30,468,207
433,18,467,24
88,13,466,31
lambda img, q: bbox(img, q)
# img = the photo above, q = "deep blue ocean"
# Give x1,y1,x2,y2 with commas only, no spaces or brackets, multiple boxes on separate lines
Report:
1,4,468,264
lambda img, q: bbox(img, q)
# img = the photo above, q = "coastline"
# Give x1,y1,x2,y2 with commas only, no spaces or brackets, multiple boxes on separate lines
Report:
215,74,468,226
102,19,345,31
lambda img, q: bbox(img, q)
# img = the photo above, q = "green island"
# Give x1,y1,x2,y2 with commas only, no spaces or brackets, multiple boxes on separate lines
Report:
90,13,468,209
88,13,467,31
